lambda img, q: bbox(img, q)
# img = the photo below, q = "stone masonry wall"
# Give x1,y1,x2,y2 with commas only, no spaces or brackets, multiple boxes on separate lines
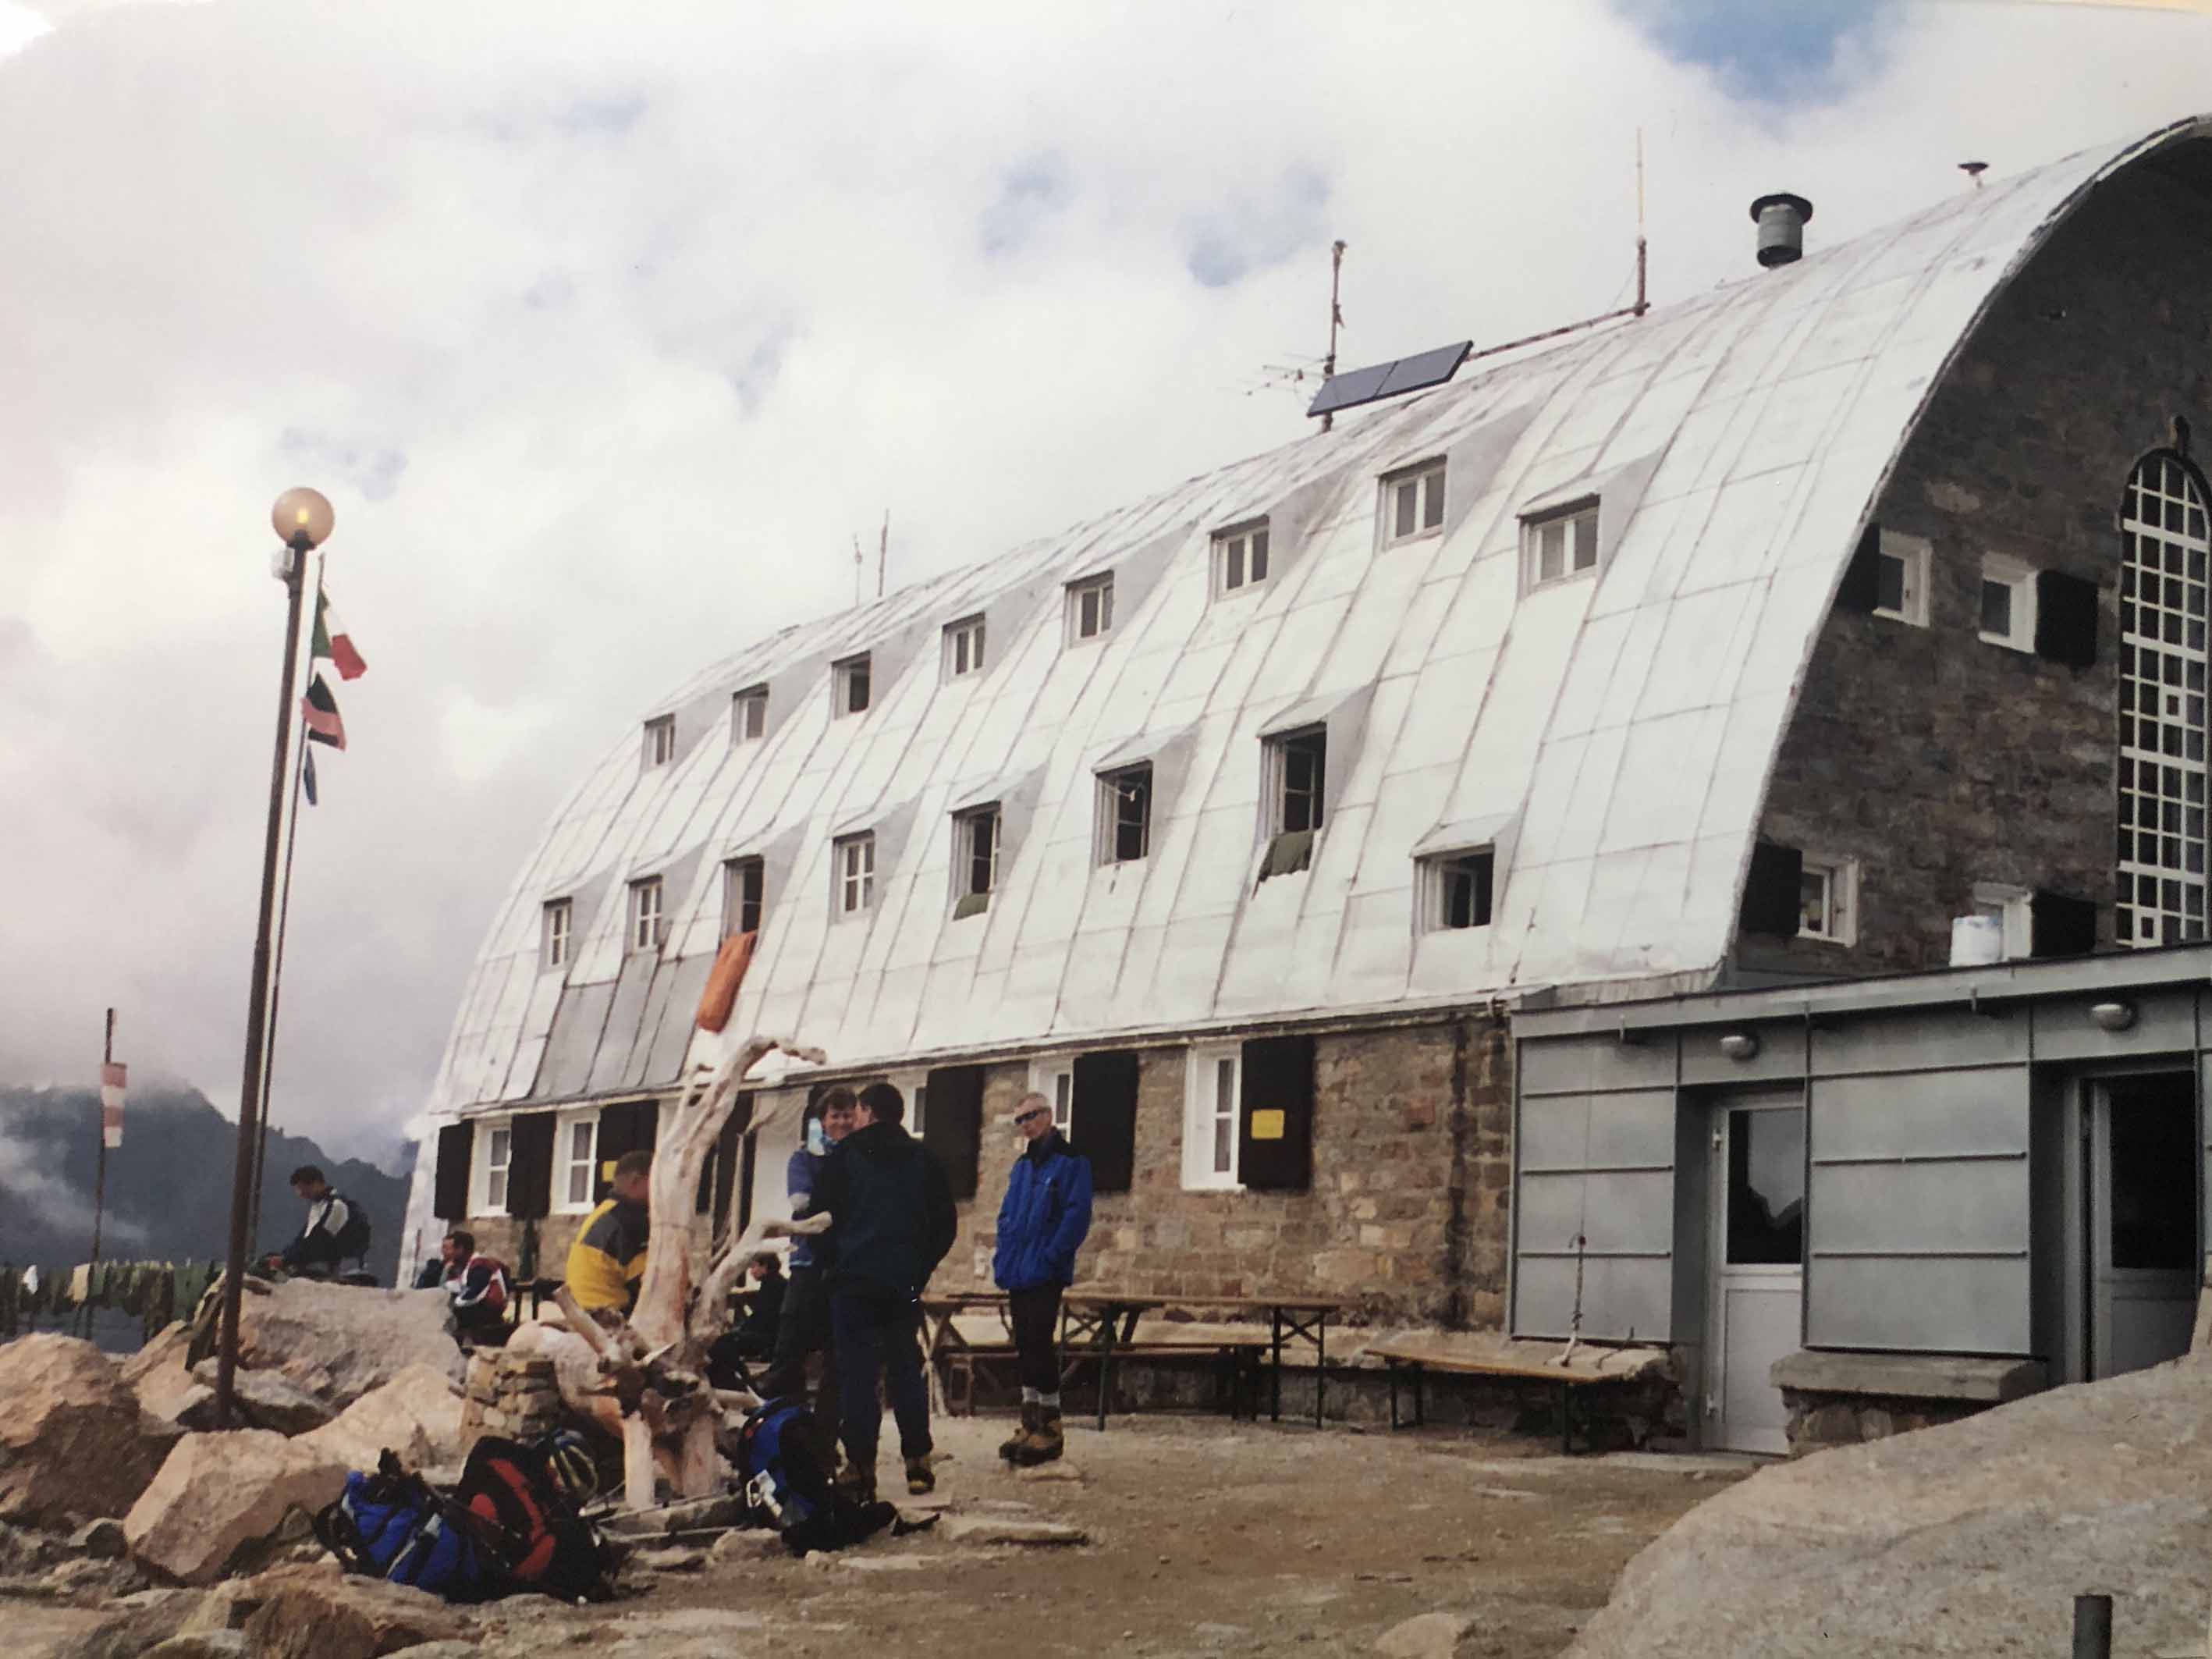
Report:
1746,159,2212,975
928,1015,1514,1328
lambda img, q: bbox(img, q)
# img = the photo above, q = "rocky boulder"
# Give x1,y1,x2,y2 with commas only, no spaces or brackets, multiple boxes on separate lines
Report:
237,1562,467,1659
0,1336,181,1528
123,1431,349,1586
121,1322,192,1387
50,1588,204,1659
186,1360,336,1436
1564,1353,2212,1658
217,1281,460,1409
299,1364,464,1471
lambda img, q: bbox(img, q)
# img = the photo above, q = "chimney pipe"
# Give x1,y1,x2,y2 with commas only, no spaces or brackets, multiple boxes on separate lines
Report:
1749,193,1813,268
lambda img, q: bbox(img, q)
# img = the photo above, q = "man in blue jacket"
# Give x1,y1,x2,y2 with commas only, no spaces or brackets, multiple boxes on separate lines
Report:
992,1092,1094,1466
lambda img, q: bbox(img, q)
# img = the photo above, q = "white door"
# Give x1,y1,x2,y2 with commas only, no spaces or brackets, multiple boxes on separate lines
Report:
2090,1074,2198,1380
1708,1096,1805,1455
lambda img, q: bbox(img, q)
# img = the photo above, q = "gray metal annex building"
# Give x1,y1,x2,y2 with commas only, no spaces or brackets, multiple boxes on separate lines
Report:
408,117,2212,1453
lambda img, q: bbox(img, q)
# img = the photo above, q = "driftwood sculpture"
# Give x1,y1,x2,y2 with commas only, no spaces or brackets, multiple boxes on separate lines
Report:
550,1032,828,1510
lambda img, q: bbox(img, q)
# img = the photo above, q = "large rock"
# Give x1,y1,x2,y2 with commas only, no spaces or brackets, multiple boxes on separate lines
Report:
300,1364,465,1472
49,1588,204,1659
121,1323,193,1387
222,1281,460,1409
123,1431,349,1586
1564,1354,2212,1658
238,1563,467,1659
186,1360,336,1436
0,1336,181,1527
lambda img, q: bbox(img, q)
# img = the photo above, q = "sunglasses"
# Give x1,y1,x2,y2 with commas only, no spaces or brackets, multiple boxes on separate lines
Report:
1014,1107,1049,1126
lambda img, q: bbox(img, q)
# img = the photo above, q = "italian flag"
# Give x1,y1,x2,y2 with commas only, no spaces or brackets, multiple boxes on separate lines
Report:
313,591,367,680
302,673,346,750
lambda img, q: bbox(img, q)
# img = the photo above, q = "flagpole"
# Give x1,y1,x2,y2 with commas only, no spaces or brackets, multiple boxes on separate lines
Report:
249,566,317,1254
83,1007,114,1341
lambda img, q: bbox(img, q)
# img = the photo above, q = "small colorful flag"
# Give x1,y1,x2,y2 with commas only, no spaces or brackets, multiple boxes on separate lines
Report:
302,673,346,750
100,1061,126,1149
303,747,319,807
312,591,367,680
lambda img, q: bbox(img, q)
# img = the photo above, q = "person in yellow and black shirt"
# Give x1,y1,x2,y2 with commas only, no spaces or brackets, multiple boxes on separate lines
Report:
566,1149,653,1315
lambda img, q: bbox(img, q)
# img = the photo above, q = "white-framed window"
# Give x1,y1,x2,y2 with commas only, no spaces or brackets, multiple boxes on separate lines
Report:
832,654,872,718
834,833,876,917
556,1111,598,1213
627,877,665,954
1797,857,1859,945
1182,1045,1241,1190
723,857,764,938
1067,574,1116,645
953,805,999,913
1420,849,1495,933
732,686,768,744
1521,500,1600,591
1873,532,1932,627
1266,727,1327,836
1096,764,1152,865
1213,520,1271,599
886,1070,930,1139
644,714,676,768
1380,458,1446,549
477,1120,513,1216
1027,1058,1074,1135
541,898,573,970
1979,553,2038,652
943,614,987,680
1972,881,2033,960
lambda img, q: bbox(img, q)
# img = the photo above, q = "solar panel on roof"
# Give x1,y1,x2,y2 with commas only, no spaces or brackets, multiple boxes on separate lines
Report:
1305,339,1472,418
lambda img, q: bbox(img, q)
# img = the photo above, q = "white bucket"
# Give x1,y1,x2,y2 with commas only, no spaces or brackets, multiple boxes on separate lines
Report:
1950,914,2003,967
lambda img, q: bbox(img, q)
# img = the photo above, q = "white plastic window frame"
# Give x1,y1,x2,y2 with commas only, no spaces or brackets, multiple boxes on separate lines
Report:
1095,764,1152,865
1067,574,1116,645
1026,1057,1074,1135
1796,856,1859,946
943,614,987,681
1379,459,1447,549
627,877,664,954
555,1110,598,1214
1211,519,1272,599
541,898,572,971
833,833,876,918
1873,532,1932,627
1519,499,1601,592
1978,552,2038,652
723,857,765,939
731,686,768,745
882,1070,929,1139
1972,881,2033,960
953,804,1000,902
1418,848,1496,934
643,715,676,768
832,654,872,719
474,1118,513,1218
1181,1044,1242,1191
1262,726,1328,839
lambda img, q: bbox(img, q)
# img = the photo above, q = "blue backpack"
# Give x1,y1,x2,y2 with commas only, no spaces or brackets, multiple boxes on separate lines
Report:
737,1396,829,1529
314,1452,500,1601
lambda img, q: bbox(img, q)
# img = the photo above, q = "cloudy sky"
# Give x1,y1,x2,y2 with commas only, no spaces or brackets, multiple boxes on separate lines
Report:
1,0,2207,1168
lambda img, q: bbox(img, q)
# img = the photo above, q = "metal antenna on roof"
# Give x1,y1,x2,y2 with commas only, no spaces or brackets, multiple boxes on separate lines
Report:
878,511,889,600
1960,161,1988,190
1634,130,1649,318
1321,240,1347,432
852,535,864,609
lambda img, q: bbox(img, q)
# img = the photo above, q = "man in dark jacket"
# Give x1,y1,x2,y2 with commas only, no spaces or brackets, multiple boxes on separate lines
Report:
812,1080,957,1501
763,1087,857,1451
992,1092,1093,1465
267,1166,366,1278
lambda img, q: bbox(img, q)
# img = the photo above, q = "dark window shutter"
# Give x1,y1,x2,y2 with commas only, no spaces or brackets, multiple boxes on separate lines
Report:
1238,1034,1315,1192
1835,522,1881,613
1071,1050,1139,1195
711,1093,752,1241
737,1128,758,1234
432,1124,473,1222
1739,842,1804,937
2030,890,2098,957
506,1110,557,1220
922,1065,984,1201
2034,570,2099,667
593,1099,662,1203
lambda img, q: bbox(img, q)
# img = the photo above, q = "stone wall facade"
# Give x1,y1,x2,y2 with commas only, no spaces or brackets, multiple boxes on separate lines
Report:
1746,160,2212,975
1780,1388,1991,1456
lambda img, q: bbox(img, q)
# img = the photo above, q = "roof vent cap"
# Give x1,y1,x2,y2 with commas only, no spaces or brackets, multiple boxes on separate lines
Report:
1749,192,1814,268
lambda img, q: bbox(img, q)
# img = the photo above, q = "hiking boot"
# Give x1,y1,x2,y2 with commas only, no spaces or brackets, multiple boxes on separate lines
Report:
904,1455,936,1496
998,1402,1037,1462
1010,1407,1063,1466
833,1460,876,1504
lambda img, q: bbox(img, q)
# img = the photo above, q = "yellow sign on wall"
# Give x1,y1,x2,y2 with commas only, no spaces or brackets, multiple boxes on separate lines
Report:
1250,1109,1286,1141
602,1160,617,1182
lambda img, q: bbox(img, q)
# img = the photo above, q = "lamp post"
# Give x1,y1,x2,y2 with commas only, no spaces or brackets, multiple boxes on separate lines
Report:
214,486,333,1429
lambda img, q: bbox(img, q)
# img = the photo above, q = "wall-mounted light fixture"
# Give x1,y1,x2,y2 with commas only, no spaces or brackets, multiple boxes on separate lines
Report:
2089,1001,2137,1033
1718,1031,1760,1061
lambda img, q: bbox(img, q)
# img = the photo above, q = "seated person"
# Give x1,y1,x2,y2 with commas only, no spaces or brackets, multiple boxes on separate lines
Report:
564,1150,652,1320
435,1228,513,1349
263,1166,367,1279
705,1252,786,1389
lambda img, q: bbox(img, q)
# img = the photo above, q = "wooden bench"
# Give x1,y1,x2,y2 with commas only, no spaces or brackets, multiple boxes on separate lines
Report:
1361,1336,1664,1455
928,1309,1268,1424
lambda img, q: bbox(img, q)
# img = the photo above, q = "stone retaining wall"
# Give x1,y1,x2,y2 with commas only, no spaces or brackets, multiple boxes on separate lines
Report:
458,1351,563,1451
1781,1388,1992,1455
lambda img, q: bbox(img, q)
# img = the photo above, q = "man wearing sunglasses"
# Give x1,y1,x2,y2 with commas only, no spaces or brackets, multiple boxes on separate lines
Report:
992,1092,1094,1466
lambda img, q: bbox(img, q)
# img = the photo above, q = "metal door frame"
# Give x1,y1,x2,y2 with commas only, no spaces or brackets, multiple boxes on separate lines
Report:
1704,1090,1806,1455
2066,1064,2200,1381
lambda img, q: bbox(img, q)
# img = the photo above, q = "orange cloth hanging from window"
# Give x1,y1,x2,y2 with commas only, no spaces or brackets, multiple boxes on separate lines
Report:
695,930,758,1034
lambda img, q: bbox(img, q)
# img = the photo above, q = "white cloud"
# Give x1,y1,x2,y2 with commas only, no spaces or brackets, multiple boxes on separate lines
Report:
0,0,2207,1156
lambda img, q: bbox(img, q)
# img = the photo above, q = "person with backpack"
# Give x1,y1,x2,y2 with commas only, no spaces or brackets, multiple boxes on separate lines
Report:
811,1081,957,1501
992,1092,1093,1466
435,1229,513,1350
268,1164,371,1278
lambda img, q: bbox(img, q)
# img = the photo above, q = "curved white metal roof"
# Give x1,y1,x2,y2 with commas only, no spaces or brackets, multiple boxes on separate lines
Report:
422,119,2211,1118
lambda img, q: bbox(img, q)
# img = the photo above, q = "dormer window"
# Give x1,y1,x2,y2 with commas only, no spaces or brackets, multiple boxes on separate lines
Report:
732,686,768,744
834,833,876,916
1096,765,1152,864
1067,574,1115,645
953,805,999,918
1380,459,1446,549
1521,500,1600,591
541,898,572,969
1213,520,1271,599
943,615,987,680
1259,728,1326,880
643,715,676,768
723,857,764,937
833,654,872,718
1421,850,1495,932
627,877,665,954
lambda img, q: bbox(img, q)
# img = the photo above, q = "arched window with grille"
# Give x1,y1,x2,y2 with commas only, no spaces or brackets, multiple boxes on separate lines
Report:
2118,451,2212,947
